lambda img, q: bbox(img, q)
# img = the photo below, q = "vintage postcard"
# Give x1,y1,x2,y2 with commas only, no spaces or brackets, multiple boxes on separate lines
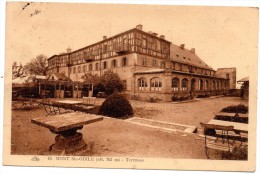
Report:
2,1,258,172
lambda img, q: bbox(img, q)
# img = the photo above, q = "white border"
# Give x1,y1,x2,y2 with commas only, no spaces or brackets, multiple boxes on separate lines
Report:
0,0,259,174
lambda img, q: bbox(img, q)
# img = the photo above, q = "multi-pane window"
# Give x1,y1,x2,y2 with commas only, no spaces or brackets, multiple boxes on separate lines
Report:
95,63,99,70
142,57,147,66
161,61,165,69
78,66,81,73
153,59,157,67
217,81,219,90
83,65,86,73
138,78,147,90
199,79,204,90
103,61,107,69
122,57,127,66
212,81,215,90
111,59,117,68
150,77,162,91
73,67,76,74
181,79,188,91
142,38,147,48
205,80,209,90
89,64,92,71
172,78,179,91
122,80,127,90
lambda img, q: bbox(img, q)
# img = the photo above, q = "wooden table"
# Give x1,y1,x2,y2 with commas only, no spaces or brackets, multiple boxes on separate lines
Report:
207,119,248,133
31,113,103,155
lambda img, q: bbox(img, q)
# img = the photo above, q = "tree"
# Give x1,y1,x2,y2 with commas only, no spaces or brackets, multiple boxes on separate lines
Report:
81,73,100,85
100,70,124,96
12,61,24,79
81,70,124,96
24,54,48,75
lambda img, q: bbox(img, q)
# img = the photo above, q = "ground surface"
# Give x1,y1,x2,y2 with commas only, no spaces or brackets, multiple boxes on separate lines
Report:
10,97,248,159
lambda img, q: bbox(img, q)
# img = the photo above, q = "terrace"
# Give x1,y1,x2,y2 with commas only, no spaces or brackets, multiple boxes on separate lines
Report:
11,96,248,159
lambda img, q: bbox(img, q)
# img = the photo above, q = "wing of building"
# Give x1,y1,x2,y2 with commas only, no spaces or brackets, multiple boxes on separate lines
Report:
46,24,235,101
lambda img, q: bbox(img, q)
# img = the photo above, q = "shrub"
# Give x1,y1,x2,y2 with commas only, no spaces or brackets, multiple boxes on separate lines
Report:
197,94,210,98
146,96,160,103
221,104,248,114
171,96,180,101
172,95,191,101
99,93,133,119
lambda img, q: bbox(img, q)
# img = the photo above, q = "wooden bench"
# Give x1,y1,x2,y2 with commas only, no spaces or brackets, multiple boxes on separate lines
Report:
200,122,236,159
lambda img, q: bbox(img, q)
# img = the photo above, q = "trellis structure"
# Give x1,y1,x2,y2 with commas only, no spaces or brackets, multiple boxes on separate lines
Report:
35,79,93,98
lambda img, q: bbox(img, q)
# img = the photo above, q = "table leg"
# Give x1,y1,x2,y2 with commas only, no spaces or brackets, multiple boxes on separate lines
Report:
50,126,87,155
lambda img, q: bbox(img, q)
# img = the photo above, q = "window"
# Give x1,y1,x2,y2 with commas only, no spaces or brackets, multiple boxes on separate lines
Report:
199,79,203,90
78,66,81,73
83,65,86,72
181,78,188,91
122,80,127,90
89,64,92,71
103,61,107,69
205,80,209,90
111,59,117,68
142,57,147,66
95,63,99,70
150,77,162,91
73,67,76,74
212,81,215,90
69,67,72,74
122,57,127,66
172,78,179,91
161,61,165,69
138,78,147,90
224,82,227,90
153,59,157,67
142,38,147,48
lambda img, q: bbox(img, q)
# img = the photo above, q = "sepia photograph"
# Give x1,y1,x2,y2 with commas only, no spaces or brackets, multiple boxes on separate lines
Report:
2,1,259,172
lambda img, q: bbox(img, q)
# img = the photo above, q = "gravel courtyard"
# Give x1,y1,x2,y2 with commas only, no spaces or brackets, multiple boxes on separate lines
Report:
10,96,248,159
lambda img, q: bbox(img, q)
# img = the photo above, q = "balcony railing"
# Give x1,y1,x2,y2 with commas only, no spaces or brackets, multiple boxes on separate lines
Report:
115,44,129,54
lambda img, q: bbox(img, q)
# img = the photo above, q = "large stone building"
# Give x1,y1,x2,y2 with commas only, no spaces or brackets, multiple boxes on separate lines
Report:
47,25,231,101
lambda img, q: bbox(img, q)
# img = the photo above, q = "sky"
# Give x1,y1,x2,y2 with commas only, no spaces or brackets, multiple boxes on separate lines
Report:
5,2,259,83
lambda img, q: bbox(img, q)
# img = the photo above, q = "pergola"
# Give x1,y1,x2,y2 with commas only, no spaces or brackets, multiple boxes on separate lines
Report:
35,79,93,98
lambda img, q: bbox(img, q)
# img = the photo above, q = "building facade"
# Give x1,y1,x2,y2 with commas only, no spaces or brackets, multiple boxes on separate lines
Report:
47,25,231,101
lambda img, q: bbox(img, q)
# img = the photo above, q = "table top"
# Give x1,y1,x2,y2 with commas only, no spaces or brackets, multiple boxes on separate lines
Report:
57,100,83,104
208,119,248,133
31,113,103,133
215,112,248,118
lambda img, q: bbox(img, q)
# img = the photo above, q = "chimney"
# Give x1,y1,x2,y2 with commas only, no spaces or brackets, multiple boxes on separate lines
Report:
159,35,165,39
226,73,230,79
103,36,107,40
180,44,185,49
136,24,143,30
191,48,195,53
66,47,72,53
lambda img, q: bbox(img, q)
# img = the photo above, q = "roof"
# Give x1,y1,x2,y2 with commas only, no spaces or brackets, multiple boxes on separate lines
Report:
170,44,213,70
48,73,71,81
48,26,171,60
134,68,165,74
12,75,47,84
237,76,249,82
